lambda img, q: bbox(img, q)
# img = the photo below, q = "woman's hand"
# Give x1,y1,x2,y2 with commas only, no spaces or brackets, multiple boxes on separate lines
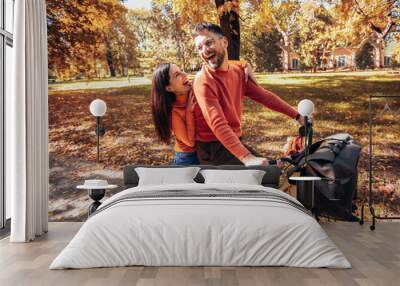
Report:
297,115,313,126
244,62,257,84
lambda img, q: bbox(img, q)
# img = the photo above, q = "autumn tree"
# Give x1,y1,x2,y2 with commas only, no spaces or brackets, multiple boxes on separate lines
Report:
47,0,109,78
154,3,198,70
248,0,300,71
356,41,375,69
215,0,241,59
154,0,241,59
336,0,400,68
127,2,202,72
252,30,283,72
128,9,155,54
47,0,138,79
48,0,400,77
296,1,336,72
104,4,138,77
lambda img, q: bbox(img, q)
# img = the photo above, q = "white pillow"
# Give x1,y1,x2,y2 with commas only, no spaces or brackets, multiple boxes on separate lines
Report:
200,169,266,185
135,167,200,186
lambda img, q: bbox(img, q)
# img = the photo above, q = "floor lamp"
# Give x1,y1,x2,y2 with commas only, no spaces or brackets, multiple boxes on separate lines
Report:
297,99,315,166
89,99,107,163
291,99,319,216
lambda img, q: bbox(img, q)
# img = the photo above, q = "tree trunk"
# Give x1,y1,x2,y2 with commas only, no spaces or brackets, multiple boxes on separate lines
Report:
277,28,290,72
312,51,318,72
281,46,290,71
105,38,116,77
351,51,356,69
106,50,116,77
121,53,128,77
372,38,384,68
215,0,240,60
173,13,186,70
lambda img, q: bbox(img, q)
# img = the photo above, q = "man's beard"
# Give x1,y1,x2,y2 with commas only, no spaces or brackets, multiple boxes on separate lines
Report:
207,50,225,69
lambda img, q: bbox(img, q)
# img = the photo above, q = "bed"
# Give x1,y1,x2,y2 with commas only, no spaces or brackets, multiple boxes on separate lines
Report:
50,165,351,269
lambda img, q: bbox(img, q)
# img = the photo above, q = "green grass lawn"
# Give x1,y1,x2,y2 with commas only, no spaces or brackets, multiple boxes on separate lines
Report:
49,71,400,220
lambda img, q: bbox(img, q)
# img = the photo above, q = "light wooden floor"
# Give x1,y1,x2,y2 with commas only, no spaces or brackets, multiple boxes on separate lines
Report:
0,222,399,286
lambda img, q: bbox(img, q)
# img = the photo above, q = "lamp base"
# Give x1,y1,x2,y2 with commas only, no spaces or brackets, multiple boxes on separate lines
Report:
296,180,315,210
88,189,106,216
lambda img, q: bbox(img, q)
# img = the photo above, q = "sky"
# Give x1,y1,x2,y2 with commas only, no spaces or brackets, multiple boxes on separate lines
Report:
123,0,151,10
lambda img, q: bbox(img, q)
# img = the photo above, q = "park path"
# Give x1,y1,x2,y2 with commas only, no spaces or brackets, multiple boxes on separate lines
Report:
48,70,399,91
49,77,152,91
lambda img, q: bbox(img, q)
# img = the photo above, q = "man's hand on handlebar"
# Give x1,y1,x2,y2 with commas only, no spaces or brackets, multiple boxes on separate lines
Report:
241,154,294,168
269,156,293,168
241,154,269,166
276,159,285,168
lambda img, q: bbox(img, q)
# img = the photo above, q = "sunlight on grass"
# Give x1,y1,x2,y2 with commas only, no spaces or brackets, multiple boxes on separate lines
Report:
253,71,400,88
255,75,319,86
364,76,400,82
329,102,353,110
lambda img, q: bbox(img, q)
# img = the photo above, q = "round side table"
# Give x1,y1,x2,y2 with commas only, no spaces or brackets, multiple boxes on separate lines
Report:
289,176,321,216
77,184,118,216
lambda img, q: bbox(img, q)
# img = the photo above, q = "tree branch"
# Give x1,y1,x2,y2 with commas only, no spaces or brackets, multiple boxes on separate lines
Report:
382,16,395,38
287,10,299,36
354,0,395,36
239,15,251,22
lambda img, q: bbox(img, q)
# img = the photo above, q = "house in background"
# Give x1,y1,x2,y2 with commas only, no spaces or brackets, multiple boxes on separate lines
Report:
288,51,300,70
285,48,357,71
383,37,398,67
284,37,398,71
329,47,357,69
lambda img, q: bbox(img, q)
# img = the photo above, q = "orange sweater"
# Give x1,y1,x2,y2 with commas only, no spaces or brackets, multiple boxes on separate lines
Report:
171,93,196,152
170,61,246,153
193,64,298,160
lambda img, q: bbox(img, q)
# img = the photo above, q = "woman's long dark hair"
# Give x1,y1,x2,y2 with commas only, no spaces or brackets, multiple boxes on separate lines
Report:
151,63,176,144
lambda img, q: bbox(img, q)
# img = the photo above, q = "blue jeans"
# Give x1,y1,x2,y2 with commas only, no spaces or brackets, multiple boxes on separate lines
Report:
173,152,200,166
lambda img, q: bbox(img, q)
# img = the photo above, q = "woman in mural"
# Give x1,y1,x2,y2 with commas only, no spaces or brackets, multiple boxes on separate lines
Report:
151,63,198,165
151,62,254,165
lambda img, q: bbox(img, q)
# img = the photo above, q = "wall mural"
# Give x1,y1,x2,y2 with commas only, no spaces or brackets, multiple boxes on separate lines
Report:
47,0,400,221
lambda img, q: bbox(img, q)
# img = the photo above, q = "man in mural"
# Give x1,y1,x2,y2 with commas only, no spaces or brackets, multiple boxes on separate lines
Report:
192,22,306,165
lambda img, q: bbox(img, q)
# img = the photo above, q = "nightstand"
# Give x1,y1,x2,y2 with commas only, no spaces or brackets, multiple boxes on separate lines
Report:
77,180,118,216
289,176,321,215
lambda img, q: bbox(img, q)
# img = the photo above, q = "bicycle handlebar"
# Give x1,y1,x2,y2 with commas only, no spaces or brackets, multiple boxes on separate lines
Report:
268,157,294,165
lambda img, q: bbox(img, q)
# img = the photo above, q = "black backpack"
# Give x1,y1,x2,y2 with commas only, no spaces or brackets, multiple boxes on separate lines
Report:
288,133,362,221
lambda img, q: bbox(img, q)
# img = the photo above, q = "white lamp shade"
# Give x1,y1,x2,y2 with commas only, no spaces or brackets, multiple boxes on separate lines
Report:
89,99,107,117
297,99,314,117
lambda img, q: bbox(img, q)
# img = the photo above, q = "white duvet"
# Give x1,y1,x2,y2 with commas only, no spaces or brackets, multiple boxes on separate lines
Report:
50,183,351,269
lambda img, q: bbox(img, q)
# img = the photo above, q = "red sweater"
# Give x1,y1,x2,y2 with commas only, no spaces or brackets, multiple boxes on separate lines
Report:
193,64,298,160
